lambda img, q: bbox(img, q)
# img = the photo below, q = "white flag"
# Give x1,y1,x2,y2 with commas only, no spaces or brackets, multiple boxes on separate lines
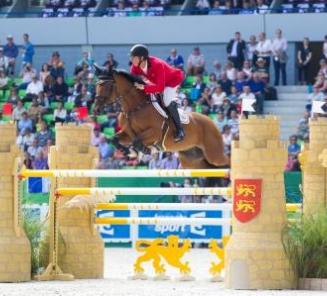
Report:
312,100,326,115
242,98,256,112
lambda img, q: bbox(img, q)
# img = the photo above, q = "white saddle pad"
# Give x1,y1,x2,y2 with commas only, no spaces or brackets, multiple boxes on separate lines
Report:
150,95,190,125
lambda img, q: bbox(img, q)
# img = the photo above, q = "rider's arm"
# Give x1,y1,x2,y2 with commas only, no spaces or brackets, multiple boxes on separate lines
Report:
143,63,165,94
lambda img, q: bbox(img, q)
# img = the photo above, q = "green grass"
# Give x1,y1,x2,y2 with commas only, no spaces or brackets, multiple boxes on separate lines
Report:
282,209,327,280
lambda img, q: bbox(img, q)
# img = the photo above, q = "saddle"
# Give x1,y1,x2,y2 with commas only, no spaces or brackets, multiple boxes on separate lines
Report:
149,94,189,124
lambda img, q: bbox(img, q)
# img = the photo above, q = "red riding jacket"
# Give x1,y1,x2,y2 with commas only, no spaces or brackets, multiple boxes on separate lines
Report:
130,56,184,94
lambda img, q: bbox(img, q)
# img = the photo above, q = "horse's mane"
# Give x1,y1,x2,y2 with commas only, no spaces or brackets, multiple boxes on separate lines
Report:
115,69,145,85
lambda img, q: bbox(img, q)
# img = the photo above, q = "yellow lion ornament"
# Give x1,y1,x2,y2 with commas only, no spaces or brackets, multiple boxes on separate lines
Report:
132,235,193,280
209,236,230,282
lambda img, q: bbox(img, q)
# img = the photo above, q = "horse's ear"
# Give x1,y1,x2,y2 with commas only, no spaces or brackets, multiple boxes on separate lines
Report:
94,63,110,77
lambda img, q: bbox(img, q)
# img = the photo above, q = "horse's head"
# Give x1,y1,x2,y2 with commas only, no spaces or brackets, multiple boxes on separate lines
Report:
94,64,117,111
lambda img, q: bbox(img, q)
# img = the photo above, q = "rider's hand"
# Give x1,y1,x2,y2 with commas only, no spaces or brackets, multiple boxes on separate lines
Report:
134,83,144,90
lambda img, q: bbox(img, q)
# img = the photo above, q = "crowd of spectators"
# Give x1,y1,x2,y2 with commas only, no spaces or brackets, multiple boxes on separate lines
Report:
42,0,97,17
287,35,327,172
194,0,272,15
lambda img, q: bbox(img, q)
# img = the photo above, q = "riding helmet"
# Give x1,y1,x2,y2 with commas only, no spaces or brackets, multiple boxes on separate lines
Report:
130,44,149,59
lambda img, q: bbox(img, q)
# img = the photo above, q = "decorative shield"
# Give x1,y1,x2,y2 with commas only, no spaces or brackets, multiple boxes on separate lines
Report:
233,179,262,223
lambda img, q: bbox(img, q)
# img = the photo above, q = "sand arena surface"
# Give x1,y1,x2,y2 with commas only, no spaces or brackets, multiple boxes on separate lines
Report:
0,248,325,296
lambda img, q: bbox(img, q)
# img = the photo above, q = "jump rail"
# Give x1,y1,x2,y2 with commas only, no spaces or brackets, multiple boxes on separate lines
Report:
20,169,230,178
56,187,232,196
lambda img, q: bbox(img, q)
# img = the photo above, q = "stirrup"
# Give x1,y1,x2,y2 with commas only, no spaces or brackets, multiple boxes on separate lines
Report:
174,130,185,143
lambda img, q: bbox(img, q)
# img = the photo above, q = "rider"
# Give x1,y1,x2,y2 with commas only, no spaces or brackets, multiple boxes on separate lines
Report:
129,44,185,143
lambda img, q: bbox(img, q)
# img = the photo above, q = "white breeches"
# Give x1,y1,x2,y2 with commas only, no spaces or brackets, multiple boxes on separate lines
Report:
163,86,178,107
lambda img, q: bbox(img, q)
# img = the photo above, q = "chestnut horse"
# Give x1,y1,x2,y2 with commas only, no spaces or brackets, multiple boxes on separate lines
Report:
94,66,228,169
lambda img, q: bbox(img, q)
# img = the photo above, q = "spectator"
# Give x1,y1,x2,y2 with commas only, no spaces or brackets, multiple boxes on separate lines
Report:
0,68,8,90
255,0,268,14
248,72,265,113
19,63,37,90
195,0,210,14
27,139,42,159
226,32,246,71
36,121,52,147
161,152,179,169
288,135,301,157
140,1,157,17
246,35,257,64
127,3,141,16
7,88,20,106
313,73,326,93
253,58,269,82
209,0,225,14
112,1,128,17
239,0,255,14
186,47,205,75
323,35,327,61
12,100,26,121
166,48,184,71
228,85,239,104
214,111,228,132
103,53,118,70
222,125,233,156
148,152,162,169
255,32,272,72
32,151,49,170
26,74,44,98
3,35,18,76
28,97,43,122
91,128,103,147
176,86,187,104
0,47,9,73
76,51,94,70
37,92,50,111
75,84,93,108
22,33,35,66
53,76,69,102
49,51,65,79
207,73,218,92
211,85,227,111
218,72,233,95
181,98,193,113
242,60,253,79
24,151,33,169
272,29,288,86
306,86,325,111
297,111,310,141
39,63,51,84
228,110,239,136
53,102,67,123
41,139,53,156
212,60,222,80
297,37,312,85
239,85,256,113
225,61,237,81
18,111,33,135
16,127,35,151
234,71,248,93
98,136,114,161
190,74,206,100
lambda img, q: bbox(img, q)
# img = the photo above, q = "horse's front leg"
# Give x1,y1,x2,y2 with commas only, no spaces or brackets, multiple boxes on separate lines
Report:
133,128,159,154
112,131,132,154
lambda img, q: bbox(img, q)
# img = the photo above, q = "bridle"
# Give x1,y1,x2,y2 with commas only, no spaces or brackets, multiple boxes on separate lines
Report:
96,76,151,119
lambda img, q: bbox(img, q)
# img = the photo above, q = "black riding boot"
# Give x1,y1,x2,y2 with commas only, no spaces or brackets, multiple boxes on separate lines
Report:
167,102,185,143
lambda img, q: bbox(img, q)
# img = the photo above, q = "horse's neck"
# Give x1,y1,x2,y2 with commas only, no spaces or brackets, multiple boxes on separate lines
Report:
116,78,146,112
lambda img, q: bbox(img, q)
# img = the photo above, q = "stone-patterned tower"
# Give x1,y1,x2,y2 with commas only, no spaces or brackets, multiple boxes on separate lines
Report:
50,124,104,279
225,116,294,289
302,118,327,215
0,123,31,282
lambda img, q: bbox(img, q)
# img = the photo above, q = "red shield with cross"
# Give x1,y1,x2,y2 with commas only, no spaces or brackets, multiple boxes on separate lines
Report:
233,179,262,223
